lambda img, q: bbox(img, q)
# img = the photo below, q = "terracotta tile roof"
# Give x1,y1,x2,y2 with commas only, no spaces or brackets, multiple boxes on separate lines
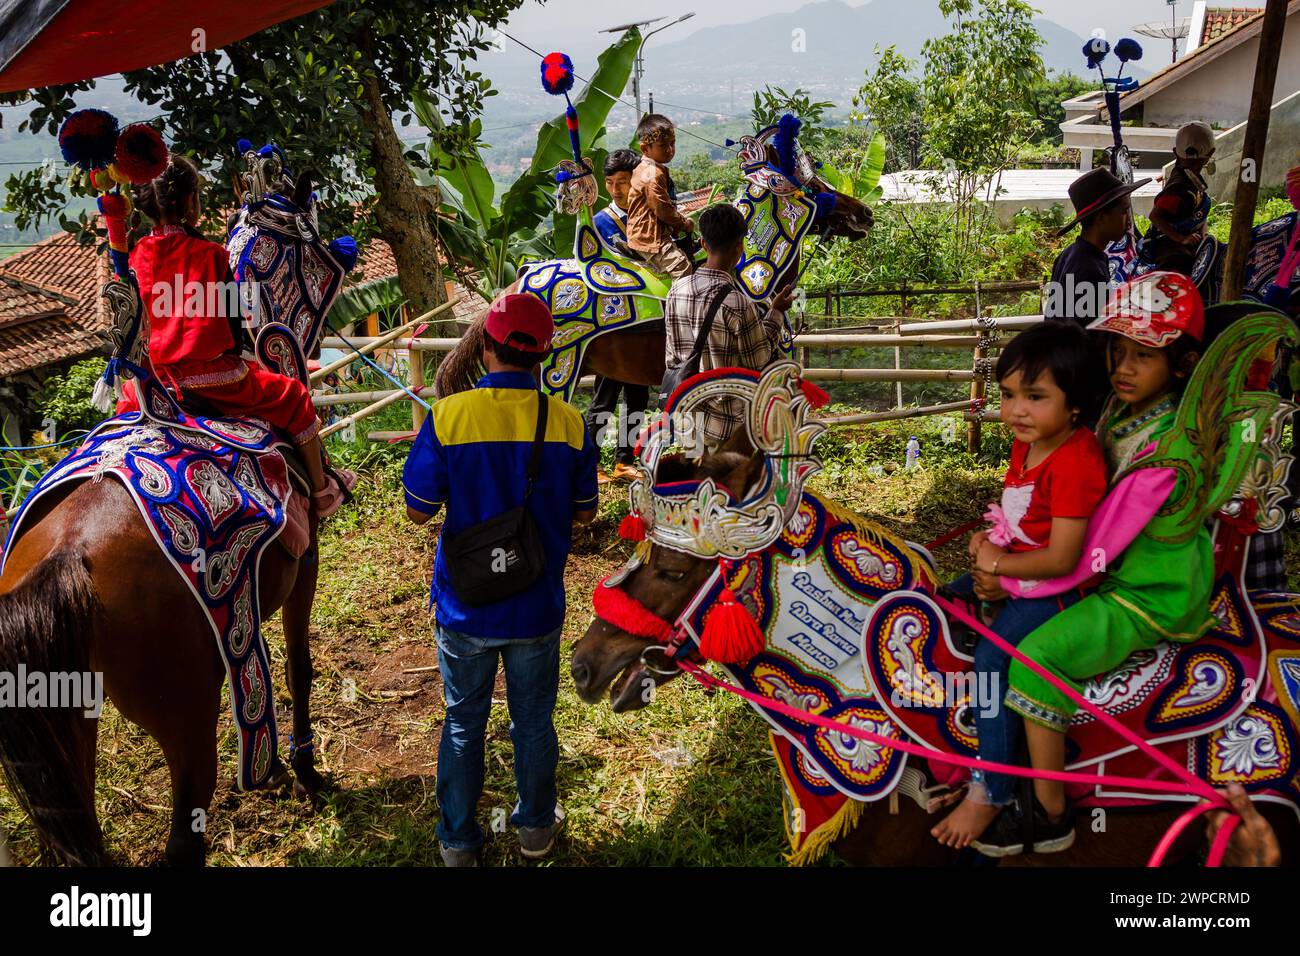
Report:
677,188,715,214
0,231,112,377
1203,6,1263,44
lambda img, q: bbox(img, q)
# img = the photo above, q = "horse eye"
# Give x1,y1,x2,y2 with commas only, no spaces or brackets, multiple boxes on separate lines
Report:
659,568,688,582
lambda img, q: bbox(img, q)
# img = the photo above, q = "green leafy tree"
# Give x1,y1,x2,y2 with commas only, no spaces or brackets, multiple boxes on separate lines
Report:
851,0,1047,270
852,46,924,172
750,86,835,155
1026,70,1094,144
1,0,525,332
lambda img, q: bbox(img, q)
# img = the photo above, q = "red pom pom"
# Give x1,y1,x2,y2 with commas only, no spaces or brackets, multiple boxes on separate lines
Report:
618,512,647,542
58,109,119,170
540,52,575,96
114,123,169,185
699,586,765,664
800,378,831,409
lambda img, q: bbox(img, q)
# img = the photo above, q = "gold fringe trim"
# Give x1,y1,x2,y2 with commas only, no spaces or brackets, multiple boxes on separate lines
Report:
786,795,867,867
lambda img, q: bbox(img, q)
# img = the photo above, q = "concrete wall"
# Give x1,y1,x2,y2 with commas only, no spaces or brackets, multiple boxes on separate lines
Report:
1144,11,1300,129
1207,87,1300,200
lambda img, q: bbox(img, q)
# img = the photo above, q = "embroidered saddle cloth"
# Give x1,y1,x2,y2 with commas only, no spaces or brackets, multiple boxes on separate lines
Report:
4,402,297,791
685,493,1300,860
516,196,810,400
859,576,1299,816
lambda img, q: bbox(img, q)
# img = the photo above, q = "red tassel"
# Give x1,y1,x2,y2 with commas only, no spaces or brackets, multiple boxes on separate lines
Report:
800,378,831,409
699,587,765,663
618,512,647,542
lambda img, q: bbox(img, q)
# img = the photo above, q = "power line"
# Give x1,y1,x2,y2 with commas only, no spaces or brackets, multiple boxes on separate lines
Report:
494,28,736,154
649,98,749,121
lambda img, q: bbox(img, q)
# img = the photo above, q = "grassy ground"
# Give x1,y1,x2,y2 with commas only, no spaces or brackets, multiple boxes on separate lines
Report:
2,413,1297,866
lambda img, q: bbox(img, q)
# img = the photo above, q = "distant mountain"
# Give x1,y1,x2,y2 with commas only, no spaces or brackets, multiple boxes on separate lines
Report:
472,0,1146,133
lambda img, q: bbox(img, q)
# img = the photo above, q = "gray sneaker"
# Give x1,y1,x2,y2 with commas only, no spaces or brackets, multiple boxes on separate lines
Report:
440,843,479,867
518,804,566,860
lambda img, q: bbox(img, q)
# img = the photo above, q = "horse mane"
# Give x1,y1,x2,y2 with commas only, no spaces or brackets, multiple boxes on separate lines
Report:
434,312,487,397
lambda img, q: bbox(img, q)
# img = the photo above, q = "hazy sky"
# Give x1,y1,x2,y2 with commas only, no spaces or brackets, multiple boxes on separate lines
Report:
499,0,1195,50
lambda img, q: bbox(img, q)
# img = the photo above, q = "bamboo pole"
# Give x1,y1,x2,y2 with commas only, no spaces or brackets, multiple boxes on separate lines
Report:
895,315,1041,334
802,368,976,382
818,399,978,425
315,386,438,407
323,332,1009,350
319,387,411,439
1222,0,1290,300
311,297,459,383
321,336,463,351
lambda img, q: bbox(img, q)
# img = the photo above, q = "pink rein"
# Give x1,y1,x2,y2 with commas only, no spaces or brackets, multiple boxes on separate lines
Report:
593,571,1237,865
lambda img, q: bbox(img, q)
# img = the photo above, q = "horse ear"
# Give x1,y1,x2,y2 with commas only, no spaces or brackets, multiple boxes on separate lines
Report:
699,432,764,500
293,170,315,209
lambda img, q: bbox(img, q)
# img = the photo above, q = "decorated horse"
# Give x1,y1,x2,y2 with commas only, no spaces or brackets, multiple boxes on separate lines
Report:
0,116,356,866
1085,38,1300,313
571,314,1300,866
435,54,873,402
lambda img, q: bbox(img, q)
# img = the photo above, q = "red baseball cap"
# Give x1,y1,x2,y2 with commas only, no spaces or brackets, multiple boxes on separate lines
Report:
485,293,554,353
1087,271,1205,347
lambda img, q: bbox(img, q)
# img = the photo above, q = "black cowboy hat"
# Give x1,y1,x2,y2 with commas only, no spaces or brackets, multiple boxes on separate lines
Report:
1055,167,1151,236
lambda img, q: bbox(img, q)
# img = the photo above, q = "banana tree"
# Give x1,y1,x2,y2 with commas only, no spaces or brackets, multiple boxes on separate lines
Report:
414,27,641,297
822,130,887,206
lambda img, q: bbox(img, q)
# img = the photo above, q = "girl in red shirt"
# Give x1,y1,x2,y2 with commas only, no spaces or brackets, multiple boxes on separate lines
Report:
932,321,1108,848
117,153,345,516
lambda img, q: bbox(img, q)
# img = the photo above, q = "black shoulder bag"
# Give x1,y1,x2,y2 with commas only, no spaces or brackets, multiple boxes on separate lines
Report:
659,281,735,405
441,391,549,607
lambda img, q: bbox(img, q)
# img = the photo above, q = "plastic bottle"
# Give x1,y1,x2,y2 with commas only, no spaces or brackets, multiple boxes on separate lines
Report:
905,436,921,470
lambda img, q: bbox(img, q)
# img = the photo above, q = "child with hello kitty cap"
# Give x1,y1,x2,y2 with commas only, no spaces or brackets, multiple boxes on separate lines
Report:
932,320,1109,851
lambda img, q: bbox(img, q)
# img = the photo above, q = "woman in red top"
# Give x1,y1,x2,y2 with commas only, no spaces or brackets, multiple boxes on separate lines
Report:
932,322,1108,848
117,154,345,516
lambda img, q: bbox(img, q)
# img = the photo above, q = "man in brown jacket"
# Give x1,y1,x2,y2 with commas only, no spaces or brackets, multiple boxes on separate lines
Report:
626,113,695,280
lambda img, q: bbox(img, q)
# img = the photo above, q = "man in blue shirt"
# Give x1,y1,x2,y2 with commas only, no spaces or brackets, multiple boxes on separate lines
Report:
403,293,599,866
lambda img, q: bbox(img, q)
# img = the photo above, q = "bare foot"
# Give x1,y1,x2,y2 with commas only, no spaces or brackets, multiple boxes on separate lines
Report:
931,794,1003,848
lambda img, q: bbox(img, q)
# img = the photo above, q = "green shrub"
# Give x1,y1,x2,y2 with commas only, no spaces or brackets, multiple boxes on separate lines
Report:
33,358,108,436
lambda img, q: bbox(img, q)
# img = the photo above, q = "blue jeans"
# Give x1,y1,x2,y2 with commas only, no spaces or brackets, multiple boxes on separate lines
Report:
947,574,1085,805
435,625,561,850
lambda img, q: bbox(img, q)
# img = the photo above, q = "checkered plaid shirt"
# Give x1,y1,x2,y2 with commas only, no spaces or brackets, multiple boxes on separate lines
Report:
664,267,785,444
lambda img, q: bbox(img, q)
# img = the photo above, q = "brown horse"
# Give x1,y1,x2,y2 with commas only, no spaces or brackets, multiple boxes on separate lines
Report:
0,167,335,867
0,472,327,867
569,442,1299,866
434,140,874,399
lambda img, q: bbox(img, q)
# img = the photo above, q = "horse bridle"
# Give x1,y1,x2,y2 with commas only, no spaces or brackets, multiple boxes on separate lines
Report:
591,564,721,677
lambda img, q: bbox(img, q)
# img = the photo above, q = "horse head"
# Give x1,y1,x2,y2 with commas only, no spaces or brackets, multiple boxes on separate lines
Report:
737,116,873,241
573,360,826,710
571,435,768,711
225,140,357,358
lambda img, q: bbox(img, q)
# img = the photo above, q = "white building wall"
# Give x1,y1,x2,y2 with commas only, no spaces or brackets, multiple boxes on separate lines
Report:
1144,11,1300,129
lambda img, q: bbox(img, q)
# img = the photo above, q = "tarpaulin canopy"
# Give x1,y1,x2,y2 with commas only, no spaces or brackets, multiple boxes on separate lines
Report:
0,0,336,93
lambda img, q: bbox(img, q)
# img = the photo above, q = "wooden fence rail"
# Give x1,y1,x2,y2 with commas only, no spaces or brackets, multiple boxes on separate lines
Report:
317,287,1047,450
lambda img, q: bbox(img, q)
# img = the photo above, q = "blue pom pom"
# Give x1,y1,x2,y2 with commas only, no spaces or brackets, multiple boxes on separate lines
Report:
1115,38,1143,62
328,236,358,272
540,52,575,96
1083,38,1110,68
58,109,120,170
236,138,253,154
772,113,802,180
